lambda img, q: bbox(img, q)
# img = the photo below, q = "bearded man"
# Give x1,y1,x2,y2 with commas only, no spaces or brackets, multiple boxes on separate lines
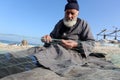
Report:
0,0,95,78
42,0,95,57
39,0,95,71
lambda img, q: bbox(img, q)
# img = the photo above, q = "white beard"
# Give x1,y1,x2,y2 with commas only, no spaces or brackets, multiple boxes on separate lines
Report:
63,18,77,28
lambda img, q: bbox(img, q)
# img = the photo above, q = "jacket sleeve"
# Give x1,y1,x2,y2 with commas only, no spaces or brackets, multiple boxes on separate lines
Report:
76,20,95,58
76,40,95,58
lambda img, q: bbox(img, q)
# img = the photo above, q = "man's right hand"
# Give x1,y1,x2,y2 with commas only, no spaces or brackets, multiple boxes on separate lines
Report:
41,35,52,43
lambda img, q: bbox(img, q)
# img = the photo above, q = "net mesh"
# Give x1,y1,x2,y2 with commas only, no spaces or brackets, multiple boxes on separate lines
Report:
0,38,120,79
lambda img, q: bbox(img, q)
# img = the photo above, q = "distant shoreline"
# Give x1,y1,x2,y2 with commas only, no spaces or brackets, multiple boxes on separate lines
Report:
0,42,34,52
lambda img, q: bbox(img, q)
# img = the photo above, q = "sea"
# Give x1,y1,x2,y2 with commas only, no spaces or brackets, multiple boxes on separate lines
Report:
0,33,43,46
0,33,43,53
0,39,41,46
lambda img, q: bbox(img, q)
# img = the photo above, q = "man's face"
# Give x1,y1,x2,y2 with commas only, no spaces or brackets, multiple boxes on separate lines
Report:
65,9,79,21
63,9,79,27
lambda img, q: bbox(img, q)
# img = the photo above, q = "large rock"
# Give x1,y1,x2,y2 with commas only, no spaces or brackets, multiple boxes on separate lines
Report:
0,68,67,80
20,40,28,46
1,66,120,80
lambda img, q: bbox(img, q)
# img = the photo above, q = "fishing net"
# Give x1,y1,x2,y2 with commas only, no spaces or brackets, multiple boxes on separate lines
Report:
0,38,120,79
0,53,38,78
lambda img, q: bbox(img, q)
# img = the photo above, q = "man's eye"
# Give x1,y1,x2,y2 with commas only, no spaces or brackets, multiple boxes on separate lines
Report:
71,13,74,15
66,12,74,15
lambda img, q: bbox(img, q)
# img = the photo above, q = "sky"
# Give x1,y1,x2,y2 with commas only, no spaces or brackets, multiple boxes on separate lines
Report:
0,0,120,40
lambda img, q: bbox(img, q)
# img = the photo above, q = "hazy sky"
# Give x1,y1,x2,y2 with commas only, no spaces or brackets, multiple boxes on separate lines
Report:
0,0,120,40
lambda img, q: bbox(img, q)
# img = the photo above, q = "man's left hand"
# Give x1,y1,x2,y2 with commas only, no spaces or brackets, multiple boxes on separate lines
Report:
61,40,78,49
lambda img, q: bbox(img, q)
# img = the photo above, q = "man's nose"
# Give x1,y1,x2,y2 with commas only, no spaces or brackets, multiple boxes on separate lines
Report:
67,13,72,19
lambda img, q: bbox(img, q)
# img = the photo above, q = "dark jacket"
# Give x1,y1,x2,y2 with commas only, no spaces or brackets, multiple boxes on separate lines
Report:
50,18,95,57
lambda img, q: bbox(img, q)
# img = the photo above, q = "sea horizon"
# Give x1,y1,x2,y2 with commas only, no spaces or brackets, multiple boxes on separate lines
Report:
0,33,43,46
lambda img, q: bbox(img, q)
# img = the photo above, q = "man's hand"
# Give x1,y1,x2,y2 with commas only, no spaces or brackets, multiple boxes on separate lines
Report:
41,35,52,43
61,40,78,49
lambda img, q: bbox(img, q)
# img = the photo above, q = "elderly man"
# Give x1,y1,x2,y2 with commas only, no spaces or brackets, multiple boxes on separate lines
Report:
0,0,95,78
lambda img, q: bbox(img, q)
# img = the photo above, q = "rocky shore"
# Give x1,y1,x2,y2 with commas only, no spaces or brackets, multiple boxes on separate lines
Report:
0,42,33,52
